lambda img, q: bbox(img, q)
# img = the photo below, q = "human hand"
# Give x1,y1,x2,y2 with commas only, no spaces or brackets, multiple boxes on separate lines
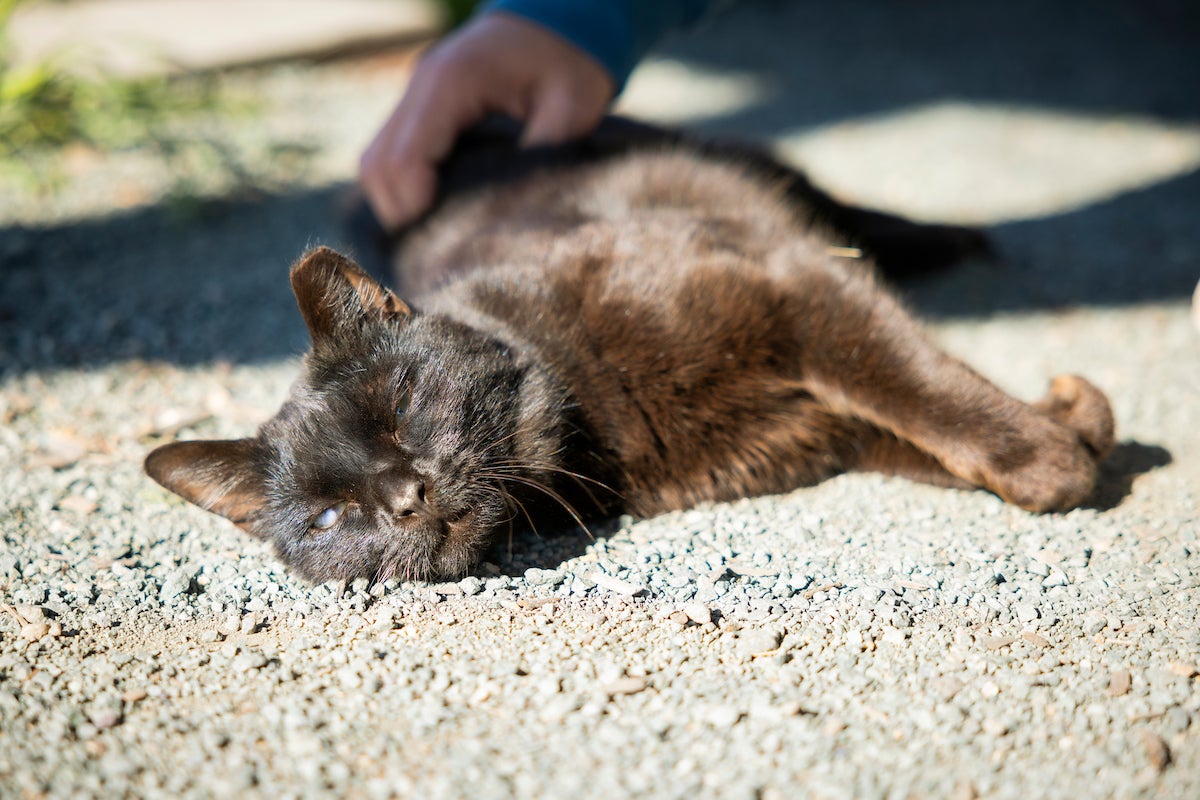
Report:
359,12,615,230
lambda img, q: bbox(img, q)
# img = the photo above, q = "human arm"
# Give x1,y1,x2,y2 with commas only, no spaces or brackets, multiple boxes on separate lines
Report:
358,1,711,230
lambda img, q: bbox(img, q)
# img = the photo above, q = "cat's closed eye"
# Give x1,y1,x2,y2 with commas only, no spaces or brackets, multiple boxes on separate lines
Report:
311,501,348,531
394,389,412,427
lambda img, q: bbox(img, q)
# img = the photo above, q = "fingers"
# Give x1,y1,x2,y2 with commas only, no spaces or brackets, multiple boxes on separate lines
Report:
358,151,437,234
520,73,611,148
358,12,616,232
359,51,488,229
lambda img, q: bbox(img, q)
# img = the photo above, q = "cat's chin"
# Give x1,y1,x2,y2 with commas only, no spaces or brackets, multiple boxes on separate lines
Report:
360,511,491,584
422,524,486,582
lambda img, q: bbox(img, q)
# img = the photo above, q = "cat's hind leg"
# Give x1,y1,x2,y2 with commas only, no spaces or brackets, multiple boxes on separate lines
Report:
851,375,1116,504
1030,374,1115,461
851,429,975,491
778,252,1114,512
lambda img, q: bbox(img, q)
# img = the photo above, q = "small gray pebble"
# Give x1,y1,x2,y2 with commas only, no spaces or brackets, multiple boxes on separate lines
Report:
458,577,484,596
232,652,268,672
1165,706,1192,733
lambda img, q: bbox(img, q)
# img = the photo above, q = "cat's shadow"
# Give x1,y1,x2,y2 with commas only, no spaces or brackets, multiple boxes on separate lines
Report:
479,440,1173,577
1087,440,1173,512
480,516,627,580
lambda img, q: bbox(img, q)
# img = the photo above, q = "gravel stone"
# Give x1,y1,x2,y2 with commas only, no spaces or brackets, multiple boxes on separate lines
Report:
590,572,646,597
2,3,1198,799
1107,669,1133,697
1165,706,1192,734
682,602,713,625
735,629,782,658
458,577,484,596
1140,730,1172,772
232,651,268,672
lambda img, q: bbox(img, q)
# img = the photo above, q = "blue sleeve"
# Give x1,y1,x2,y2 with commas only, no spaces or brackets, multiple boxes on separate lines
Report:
482,0,712,90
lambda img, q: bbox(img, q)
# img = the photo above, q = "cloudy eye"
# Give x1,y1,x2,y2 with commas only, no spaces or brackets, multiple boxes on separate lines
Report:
311,501,347,531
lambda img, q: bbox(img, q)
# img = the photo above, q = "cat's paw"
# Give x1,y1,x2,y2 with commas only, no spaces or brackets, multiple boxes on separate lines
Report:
1033,374,1115,461
991,376,1115,513
992,424,1099,513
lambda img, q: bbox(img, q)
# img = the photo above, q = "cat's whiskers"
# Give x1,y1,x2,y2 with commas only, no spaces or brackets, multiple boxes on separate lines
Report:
371,559,394,589
479,471,592,539
475,478,538,573
494,457,615,494
492,457,617,512
502,487,539,539
477,428,527,463
472,425,617,515
483,477,537,536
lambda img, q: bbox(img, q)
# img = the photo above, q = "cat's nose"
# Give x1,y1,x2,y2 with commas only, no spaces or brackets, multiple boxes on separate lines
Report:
386,476,431,518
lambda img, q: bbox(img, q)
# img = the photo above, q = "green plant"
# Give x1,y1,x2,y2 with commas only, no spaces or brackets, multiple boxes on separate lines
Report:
0,0,305,203
432,0,481,27
0,0,223,157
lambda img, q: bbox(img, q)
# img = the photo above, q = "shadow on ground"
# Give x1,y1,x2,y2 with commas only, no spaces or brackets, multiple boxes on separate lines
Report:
1,0,1196,376
663,0,1200,134
484,433,1179,574
0,187,354,376
899,168,1200,318
1087,441,1175,512
4,165,1195,375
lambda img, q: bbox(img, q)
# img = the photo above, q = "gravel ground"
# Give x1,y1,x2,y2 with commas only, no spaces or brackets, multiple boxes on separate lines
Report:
2,2,1198,798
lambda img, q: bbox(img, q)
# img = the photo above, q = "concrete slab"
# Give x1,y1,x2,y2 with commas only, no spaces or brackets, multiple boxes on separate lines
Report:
8,0,445,77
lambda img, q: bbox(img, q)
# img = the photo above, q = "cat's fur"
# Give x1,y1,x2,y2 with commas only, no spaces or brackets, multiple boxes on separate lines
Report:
145,118,1115,583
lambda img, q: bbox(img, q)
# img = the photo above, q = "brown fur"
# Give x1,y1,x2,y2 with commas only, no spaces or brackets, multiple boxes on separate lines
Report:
402,150,1113,515
145,124,1115,582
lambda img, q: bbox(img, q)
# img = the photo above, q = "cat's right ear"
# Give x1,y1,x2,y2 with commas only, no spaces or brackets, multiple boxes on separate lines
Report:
144,439,269,533
290,246,412,346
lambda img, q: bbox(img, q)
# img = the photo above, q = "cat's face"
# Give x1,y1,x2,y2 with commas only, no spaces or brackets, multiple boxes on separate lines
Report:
145,247,564,582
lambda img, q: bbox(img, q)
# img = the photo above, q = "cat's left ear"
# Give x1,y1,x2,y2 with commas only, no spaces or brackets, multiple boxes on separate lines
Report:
144,439,270,533
290,246,412,345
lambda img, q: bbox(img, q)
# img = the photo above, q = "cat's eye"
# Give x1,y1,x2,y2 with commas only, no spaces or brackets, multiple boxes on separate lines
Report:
311,501,347,531
394,391,412,425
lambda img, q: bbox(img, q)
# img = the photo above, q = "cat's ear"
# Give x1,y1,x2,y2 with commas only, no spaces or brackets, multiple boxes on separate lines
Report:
144,439,269,533
290,246,411,344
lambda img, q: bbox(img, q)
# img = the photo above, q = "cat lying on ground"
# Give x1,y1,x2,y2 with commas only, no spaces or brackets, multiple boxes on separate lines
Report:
145,117,1115,583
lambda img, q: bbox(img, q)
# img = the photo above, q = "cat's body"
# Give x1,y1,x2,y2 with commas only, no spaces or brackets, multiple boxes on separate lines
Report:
146,118,1115,583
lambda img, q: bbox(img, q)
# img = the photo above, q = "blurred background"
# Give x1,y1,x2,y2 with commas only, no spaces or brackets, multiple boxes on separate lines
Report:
0,0,1197,374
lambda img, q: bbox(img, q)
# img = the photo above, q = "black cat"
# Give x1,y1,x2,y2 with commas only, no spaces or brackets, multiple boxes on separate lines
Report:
145,118,1114,583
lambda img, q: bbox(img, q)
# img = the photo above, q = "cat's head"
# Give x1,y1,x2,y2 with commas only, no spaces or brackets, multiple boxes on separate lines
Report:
145,247,566,583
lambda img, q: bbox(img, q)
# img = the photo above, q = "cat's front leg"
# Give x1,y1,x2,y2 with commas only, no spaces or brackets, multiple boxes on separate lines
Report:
787,260,1114,512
